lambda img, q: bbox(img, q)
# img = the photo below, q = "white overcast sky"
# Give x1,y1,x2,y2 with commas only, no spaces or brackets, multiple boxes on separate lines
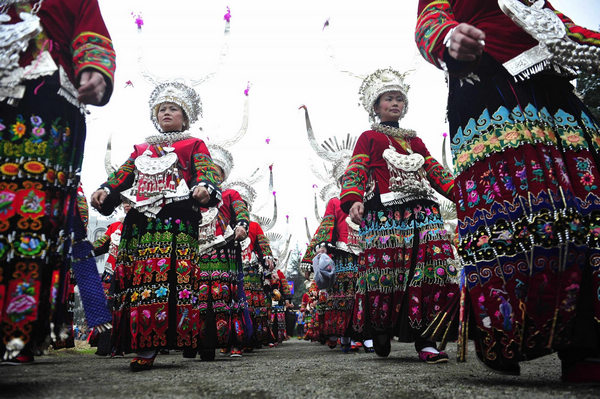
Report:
83,0,599,251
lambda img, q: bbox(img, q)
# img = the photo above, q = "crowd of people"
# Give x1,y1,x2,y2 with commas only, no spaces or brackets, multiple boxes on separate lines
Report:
0,0,599,384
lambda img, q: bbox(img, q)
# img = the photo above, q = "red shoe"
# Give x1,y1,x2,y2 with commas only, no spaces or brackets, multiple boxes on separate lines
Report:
230,349,243,358
2,354,34,365
562,359,600,383
129,356,156,371
418,350,449,364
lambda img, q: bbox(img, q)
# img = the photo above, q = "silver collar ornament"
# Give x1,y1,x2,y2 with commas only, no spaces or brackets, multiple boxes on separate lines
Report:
0,1,58,104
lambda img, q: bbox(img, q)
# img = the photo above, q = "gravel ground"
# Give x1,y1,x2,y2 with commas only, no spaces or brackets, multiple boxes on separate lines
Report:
1,339,598,399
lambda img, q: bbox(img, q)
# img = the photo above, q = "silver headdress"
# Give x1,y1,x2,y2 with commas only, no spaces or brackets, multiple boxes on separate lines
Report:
300,105,356,219
148,81,202,132
358,68,410,122
207,144,234,181
224,180,257,211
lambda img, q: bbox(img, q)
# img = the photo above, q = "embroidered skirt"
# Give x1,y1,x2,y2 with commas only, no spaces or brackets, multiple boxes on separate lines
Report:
352,199,459,340
196,244,237,349
448,54,600,371
0,74,86,358
243,265,268,346
321,251,358,338
112,201,206,353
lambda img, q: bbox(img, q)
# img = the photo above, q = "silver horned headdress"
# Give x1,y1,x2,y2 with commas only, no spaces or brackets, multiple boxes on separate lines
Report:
300,105,356,227
358,68,410,122
149,81,202,132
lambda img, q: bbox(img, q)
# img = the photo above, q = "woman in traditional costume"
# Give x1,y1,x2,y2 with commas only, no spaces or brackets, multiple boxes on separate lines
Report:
340,68,459,363
267,269,292,346
238,216,274,349
91,81,222,371
90,202,131,357
0,0,115,364
300,194,368,352
415,0,600,380
298,106,370,352
194,144,250,358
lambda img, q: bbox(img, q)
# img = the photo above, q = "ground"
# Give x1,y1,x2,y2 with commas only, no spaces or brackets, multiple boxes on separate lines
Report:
1,339,598,398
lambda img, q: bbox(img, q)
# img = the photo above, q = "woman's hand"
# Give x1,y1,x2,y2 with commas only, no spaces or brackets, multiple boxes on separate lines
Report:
234,225,247,241
265,257,274,272
78,70,107,105
349,201,364,225
192,186,210,205
91,189,107,210
447,23,486,62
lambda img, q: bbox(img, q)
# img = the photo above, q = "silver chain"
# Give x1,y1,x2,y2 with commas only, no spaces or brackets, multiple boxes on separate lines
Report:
0,0,43,15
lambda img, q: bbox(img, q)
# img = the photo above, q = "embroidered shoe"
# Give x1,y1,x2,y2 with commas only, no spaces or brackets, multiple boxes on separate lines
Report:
418,350,449,364
2,354,34,365
129,356,156,372
230,349,243,358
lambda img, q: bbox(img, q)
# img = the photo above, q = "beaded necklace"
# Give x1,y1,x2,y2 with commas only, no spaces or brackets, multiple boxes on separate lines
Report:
371,123,416,139
145,131,191,146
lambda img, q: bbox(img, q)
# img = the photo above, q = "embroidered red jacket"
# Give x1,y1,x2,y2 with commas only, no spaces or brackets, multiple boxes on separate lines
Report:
99,137,222,214
340,130,454,213
10,0,116,104
415,0,600,70
242,221,273,264
300,197,351,269
216,189,249,235
93,220,123,272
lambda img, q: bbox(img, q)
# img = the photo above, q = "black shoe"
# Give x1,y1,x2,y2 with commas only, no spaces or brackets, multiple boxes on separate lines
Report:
199,349,215,361
373,333,391,358
182,348,197,358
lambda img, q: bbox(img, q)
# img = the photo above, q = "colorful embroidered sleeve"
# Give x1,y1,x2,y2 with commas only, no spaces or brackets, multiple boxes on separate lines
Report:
257,232,273,258
92,221,116,256
311,199,337,249
280,276,291,298
192,140,223,208
98,155,136,215
340,133,371,211
411,137,455,200
424,156,455,201
300,199,337,271
300,244,316,273
71,0,116,104
552,8,600,47
415,0,459,69
230,190,250,229
77,182,89,229
103,156,136,192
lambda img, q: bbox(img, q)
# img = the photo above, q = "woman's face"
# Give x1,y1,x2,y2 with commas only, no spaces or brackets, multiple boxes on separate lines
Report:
374,91,405,122
157,102,185,132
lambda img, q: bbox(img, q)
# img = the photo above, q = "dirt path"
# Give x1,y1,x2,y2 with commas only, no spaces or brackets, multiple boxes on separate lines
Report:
1,340,598,398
